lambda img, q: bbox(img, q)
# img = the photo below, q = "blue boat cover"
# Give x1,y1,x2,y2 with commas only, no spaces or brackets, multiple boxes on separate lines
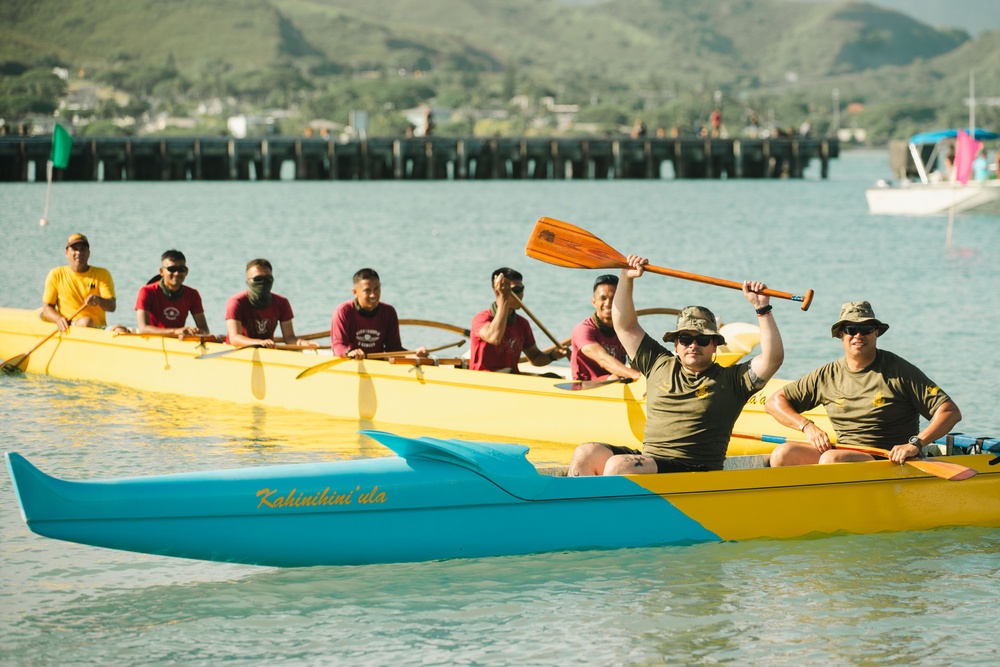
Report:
909,128,999,144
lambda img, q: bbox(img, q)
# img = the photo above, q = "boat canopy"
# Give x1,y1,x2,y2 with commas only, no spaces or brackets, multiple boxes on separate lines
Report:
909,129,999,145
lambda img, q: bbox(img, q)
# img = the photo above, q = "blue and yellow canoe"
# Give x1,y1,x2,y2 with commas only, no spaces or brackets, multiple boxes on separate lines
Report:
6,432,1000,568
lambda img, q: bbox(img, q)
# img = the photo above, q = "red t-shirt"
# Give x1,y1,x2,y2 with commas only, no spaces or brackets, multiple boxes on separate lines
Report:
225,291,293,341
134,283,204,329
469,308,536,372
570,314,629,381
330,300,403,356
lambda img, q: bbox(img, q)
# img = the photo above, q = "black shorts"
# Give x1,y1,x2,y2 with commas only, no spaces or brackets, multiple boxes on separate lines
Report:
604,444,711,473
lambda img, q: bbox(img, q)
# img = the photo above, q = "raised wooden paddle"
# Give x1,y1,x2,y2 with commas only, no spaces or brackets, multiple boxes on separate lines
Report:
525,217,814,311
1,304,88,373
731,432,977,481
296,339,466,380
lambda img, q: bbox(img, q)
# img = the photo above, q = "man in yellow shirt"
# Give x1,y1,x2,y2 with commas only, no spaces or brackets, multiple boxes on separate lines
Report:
42,233,116,330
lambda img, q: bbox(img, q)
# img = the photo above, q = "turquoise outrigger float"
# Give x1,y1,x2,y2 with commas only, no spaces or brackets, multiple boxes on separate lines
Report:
6,431,1000,568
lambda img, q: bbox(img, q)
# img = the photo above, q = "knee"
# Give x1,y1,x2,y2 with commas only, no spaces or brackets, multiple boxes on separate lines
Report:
568,441,612,477
768,443,792,467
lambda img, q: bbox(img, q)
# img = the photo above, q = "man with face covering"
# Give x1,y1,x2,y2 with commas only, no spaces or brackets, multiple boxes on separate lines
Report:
224,258,317,349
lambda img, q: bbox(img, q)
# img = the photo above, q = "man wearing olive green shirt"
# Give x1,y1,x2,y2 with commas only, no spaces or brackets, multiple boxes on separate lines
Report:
767,301,962,467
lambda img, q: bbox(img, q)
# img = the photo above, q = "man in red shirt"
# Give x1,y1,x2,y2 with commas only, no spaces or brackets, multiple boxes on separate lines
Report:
570,274,642,382
330,268,426,359
224,258,317,349
134,249,210,336
469,267,567,373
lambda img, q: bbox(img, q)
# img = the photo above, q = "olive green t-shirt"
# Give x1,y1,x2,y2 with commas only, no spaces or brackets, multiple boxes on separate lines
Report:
634,334,763,470
780,349,950,449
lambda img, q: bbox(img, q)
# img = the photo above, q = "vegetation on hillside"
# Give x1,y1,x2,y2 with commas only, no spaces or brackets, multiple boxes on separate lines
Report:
0,0,997,141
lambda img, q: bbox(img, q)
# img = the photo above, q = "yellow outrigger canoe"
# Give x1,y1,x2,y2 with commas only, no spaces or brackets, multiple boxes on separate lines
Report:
0,307,830,457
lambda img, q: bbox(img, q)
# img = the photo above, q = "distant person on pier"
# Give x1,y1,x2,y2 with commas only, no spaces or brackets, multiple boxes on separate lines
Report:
766,301,962,468
710,109,722,137
469,267,568,373
134,249,210,337
568,256,782,476
423,108,435,136
224,258,318,349
331,268,426,359
631,118,647,138
570,274,641,383
41,233,116,331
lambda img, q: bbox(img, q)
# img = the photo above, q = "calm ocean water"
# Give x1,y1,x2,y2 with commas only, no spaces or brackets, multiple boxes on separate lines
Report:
2,150,999,665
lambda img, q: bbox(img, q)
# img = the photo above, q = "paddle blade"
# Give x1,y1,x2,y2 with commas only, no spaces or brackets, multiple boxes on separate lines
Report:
525,217,628,270
1,354,27,374
296,357,352,379
554,378,631,391
907,459,977,481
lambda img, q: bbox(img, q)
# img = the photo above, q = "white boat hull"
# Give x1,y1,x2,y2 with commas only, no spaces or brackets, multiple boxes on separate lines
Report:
866,180,1000,216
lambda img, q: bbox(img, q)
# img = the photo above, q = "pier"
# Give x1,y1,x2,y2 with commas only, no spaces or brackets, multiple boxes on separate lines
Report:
0,135,837,182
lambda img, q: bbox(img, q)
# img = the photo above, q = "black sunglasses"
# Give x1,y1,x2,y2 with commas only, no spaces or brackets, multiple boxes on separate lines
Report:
250,275,274,284
163,265,188,274
843,324,876,336
511,285,524,295
676,334,714,347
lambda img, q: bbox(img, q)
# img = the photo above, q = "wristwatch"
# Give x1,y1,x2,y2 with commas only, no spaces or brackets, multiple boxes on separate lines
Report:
908,436,924,448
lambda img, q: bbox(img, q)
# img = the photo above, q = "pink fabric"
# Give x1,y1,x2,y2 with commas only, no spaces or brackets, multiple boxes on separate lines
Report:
955,130,982,185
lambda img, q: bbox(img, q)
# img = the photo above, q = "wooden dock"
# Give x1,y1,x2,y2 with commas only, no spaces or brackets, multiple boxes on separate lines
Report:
0,136,837,182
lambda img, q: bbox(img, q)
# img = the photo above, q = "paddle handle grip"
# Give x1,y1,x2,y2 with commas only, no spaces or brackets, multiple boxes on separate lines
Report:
645,265,814,311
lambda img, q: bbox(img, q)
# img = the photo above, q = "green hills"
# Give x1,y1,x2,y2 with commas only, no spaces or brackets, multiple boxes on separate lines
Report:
1,0,998,141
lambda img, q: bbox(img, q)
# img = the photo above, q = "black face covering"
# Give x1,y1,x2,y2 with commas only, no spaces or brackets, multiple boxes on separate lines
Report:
246,275,274,309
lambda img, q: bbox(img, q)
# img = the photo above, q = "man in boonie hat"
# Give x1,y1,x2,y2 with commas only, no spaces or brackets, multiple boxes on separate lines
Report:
569,274,642,382
568,254,784,476
767,300,962,468
41,233,117,331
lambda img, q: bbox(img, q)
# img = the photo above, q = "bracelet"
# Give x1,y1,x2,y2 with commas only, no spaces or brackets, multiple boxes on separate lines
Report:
755,304,772,316
798,419,813,432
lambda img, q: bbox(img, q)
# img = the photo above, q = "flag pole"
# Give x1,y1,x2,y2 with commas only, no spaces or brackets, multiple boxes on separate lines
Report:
40,160,53,227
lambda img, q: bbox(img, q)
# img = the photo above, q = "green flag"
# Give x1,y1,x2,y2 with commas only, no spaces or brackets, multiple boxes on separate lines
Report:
50,124,72,169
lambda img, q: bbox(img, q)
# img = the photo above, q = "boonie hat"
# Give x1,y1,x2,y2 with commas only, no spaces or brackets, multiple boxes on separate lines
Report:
831,301,889,337
593,274,619,290
66,233,89,248
662,306,726,346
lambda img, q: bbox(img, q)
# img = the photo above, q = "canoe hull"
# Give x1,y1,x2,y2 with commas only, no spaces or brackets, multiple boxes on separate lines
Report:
8,431,1000,568
0,308,829,456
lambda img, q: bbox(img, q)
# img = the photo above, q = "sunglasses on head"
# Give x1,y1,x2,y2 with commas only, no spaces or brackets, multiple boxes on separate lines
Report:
250,275,274,284
843,324,876,336
163,265,188,274
511,285,524,295
676,334,714,347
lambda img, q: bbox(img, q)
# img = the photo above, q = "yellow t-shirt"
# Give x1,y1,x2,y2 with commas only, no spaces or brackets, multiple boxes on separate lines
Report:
42,265,116,327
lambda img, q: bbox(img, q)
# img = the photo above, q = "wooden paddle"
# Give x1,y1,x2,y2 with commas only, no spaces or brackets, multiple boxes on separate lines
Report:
114,331,223,343
525,217,814,311
275,330,329,343
510,292,567,351
731,432,977,481
554,378,633,391
1,304,88,373
399,318,472,337
296,339,466,380
194,344,265,359
636,307,681,317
